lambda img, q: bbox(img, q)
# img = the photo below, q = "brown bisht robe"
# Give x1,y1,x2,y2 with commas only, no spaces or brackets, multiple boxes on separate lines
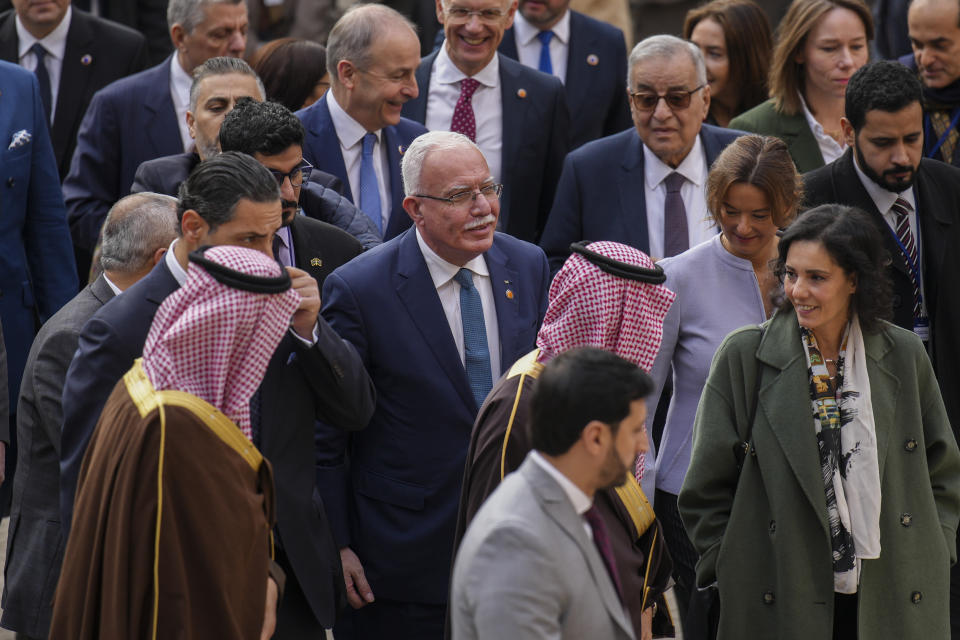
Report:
455,349,676,638
51,360,278,639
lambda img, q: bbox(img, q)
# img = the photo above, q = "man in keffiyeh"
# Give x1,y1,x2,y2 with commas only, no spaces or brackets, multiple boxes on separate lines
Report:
51,246,301,640
453,240,677,639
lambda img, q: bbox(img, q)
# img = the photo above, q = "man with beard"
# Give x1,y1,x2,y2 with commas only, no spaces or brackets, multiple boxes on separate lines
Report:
451,347,651,639
803,60,960,632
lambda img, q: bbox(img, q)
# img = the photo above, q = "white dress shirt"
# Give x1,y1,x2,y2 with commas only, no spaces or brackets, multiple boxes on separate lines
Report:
103,273,123,296
16,6,72,125
169,56,194,153
529,450,594,539
643,136,715,258
327,92,391,231
425,46,503,182
513,11,570,83
851,157,927,316
799,93,846,165
416,229,501,378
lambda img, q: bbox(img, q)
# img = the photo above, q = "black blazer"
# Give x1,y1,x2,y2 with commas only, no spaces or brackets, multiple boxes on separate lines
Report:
60,218,373,629
803,149,960,437
0,8,148,179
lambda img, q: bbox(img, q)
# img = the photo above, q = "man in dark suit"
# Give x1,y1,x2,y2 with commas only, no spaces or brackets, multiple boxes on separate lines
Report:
802,62,960,634
498,0,630,149
0,1,148,179
297,4,428,242
540,34,742,271
1,193,178,640
62,0,248,276
319,130,550,638
403,0,570,243
60,153,376,637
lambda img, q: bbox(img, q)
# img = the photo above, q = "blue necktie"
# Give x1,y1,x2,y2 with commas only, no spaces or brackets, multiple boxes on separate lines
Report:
359,132,383,235
537,31,554,75
30,43,52,124
454,268,493,407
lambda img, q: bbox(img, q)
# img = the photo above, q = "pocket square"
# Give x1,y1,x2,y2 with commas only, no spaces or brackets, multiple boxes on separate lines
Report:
8,129,31,150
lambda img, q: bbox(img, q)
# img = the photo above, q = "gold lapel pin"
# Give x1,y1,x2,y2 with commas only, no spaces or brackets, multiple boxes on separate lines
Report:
310,257,322,267
586,54,599,66
81,54,93,66
517,88,527,99
398,145,407,155
505,289,514,299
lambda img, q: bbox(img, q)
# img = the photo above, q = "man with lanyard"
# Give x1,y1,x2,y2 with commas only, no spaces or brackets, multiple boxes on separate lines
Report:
803,60,960,634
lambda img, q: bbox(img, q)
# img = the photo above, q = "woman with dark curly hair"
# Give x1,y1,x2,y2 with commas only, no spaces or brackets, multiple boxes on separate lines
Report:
679,204,960,639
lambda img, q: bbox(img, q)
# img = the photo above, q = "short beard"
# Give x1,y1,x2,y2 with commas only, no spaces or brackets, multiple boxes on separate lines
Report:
855,144,917,193
194,137,220,161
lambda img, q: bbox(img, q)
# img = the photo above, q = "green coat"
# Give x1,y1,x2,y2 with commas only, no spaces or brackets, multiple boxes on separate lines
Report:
729,99,825,174
678,308,960,640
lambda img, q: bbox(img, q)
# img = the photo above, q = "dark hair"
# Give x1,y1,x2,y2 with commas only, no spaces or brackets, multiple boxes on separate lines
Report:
218,97,305,157
683,0,773,118
531,348,654,456
249,38,328,112
844,61,923,132
177,151,280,230
774,205,892,332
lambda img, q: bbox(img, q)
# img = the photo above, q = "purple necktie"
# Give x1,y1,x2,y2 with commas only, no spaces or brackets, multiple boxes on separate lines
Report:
451,78,480,142
663,172,689,257
584,504,623,600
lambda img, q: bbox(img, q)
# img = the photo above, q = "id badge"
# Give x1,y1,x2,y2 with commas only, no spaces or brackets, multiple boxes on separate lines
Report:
914,317,930,342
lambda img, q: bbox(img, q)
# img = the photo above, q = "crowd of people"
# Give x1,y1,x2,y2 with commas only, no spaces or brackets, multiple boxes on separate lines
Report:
2,0,960,638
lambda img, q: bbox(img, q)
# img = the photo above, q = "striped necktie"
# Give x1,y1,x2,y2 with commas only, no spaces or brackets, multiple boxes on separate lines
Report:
891,197,921,318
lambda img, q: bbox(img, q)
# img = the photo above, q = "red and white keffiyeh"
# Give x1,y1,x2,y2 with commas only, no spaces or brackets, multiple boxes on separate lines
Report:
142,246,301,441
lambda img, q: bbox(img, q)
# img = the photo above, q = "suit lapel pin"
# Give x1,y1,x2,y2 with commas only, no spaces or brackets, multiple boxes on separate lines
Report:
505,289,514,299
310,257,322,267
398,144,407,155
587,54,599,66
81,54,93,66
517,88,527,99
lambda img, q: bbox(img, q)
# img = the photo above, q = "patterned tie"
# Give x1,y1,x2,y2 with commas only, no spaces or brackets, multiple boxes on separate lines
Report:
454,268,493,407
537,30,554,75
891,197,922,318
359,132,383,234
584,504,623,600
663,172,689,257
450,78,481,142
30,43,52,124
929,111,959,164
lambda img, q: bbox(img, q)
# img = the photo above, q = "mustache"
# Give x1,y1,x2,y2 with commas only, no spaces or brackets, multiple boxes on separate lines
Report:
281,199,299,210
464,214,496,231
882,165,914,178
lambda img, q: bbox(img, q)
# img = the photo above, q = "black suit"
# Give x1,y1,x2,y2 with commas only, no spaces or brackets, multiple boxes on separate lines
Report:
0,8,148,179
67,0,170,66
60,217,373,633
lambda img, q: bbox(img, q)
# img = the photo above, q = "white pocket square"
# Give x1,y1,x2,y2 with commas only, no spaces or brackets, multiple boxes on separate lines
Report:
8,129,31,150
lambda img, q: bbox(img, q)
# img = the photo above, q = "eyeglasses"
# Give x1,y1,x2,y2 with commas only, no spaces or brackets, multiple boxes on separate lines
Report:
629,85,706,112
444,6,507,23
267,160,313,188
414,183,503,205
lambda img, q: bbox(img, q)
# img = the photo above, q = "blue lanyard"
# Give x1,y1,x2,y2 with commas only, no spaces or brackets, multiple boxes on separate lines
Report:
885,209,924,311
925,108,960,159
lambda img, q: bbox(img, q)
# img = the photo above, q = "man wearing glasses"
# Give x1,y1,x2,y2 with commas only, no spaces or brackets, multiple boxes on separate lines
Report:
402,0,571,243
319,130,550,639
540,34,744,272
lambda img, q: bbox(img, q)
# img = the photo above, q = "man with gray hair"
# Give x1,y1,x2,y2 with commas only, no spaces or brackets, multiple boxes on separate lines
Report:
318,130,549,638
1,193,177,640
297,3,428,242
540,34,743,270
62,0,248,278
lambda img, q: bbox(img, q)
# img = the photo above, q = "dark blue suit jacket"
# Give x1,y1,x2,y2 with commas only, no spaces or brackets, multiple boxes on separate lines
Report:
319,228,550,604
539,123,744,271
0,61,78,409
498,10,631,149
62,56,181,252
402,51,571,242
296,93,428,241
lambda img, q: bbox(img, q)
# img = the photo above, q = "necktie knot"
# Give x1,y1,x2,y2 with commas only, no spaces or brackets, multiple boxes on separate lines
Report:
460,77,480,100
454,267,475,290
537,30,554,46
362,132,377,156
30,42,48,61
891,197,912,221
664,171,685,193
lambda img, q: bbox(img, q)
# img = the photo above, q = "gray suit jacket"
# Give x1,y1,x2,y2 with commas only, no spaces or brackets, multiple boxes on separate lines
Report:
451,454,635,639
1,275,114,637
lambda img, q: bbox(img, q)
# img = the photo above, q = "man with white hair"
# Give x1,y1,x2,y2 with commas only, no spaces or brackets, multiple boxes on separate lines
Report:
319,130,550,637
540,34,743,270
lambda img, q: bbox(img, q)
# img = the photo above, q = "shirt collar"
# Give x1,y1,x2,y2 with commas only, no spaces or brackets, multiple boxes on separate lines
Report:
16,5,72,61
435,43,500,88
529,451,592,516
102,272,124,297
798,91,847,149
326,91,381,149
513,10,570,46
851,150,915,214
415,228,489,289
170,54,193,106
644,134,706,190
165,238,189,286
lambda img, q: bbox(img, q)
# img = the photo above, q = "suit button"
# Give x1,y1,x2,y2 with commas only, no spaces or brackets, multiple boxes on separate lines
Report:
901,513,913,527
5,177,13,188
911,591,922,604
905,439,918,452
769,520,776,534
763,591,775,604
